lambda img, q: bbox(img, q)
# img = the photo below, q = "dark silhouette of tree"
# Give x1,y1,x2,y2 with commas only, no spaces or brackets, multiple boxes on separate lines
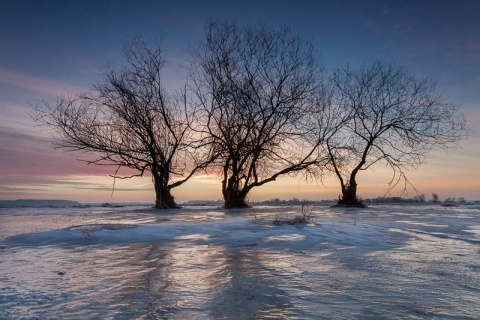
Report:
33,38,209,209
190,21,330,209
327,61,467,206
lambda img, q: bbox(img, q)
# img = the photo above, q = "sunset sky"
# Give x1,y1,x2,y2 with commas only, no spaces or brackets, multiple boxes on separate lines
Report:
1,0,479,204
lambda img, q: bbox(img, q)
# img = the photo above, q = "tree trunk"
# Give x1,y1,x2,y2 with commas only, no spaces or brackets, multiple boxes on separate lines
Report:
223,188,249,209
337,176,364,207
153,171,179,209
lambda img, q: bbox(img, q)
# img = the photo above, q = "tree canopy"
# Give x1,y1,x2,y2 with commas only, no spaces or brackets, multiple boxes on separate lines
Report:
33,38,209,209
32,26,468,209
190,21,331,208
326,60,467,206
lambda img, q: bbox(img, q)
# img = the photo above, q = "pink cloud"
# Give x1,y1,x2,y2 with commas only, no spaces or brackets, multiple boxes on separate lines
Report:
0,125,149,200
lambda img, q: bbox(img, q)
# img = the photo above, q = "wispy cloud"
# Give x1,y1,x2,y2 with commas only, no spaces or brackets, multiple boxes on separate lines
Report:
0,101,31,115
0,67,85,96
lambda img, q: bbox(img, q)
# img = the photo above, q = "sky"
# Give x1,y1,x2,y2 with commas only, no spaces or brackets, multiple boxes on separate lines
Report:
1,0,479,204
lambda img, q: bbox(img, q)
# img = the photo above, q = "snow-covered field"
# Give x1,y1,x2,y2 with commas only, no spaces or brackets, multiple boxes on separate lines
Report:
1,204,479,319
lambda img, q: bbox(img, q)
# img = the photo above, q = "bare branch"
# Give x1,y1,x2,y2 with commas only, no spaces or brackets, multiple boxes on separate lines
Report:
190,20,330,208
327,60,468,206
32,37,206,209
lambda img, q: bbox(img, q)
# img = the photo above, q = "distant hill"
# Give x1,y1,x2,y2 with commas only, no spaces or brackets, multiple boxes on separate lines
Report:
0,199,80,208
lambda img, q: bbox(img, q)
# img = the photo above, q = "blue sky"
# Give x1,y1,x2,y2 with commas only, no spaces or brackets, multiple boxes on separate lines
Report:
1,0,479,203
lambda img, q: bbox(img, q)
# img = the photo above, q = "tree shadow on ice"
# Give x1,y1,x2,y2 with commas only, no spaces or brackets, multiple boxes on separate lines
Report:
208,246,295,319
113,239,295,319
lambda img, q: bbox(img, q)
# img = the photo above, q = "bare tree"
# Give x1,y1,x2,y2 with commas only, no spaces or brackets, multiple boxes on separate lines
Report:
33,38,208,209
326,60,467,206
190,21,330,209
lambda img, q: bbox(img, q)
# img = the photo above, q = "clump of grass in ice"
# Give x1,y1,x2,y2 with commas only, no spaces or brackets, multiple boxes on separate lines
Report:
273,203,314,225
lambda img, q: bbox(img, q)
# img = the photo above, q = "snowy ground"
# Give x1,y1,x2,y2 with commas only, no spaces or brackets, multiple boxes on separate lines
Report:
0,204,479,319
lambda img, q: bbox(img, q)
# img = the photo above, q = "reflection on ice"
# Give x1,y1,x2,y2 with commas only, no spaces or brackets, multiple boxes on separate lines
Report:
395,220,449,227
174,233,216,241
1,204,479,318
263,233,306,242
465,225,480,238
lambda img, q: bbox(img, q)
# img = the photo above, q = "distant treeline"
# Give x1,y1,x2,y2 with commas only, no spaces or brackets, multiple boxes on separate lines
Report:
364,195,478,205
0,199,80,208
251,196,479,206
364,197,426,204
252,198,335,206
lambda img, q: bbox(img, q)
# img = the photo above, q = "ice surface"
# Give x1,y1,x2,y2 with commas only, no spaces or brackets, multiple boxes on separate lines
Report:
0,204,479,319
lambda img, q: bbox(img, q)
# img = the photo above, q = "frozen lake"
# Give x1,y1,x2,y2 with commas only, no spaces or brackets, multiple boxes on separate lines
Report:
1,204,479,319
